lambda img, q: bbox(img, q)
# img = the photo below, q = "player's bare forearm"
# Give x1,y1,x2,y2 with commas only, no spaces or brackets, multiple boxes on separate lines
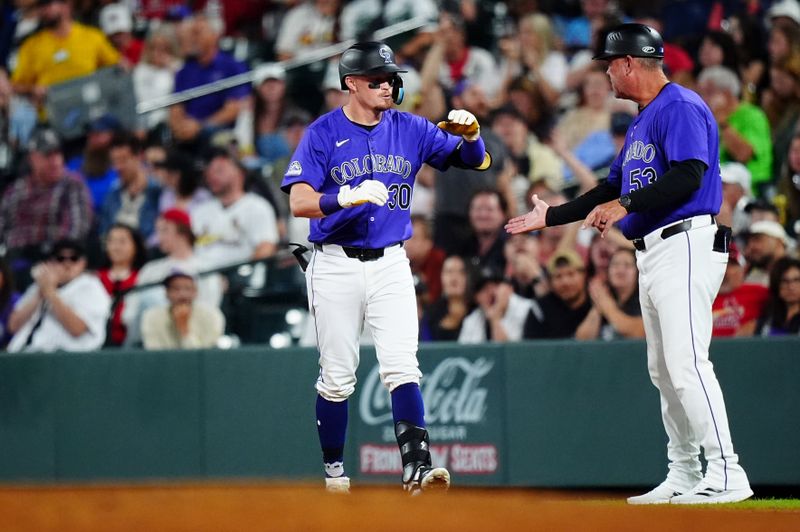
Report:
289,180,388,218
289,183,326,218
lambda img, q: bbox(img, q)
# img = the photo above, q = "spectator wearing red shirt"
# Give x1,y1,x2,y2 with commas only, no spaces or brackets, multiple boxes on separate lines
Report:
712,242,769,337
97,223,148,346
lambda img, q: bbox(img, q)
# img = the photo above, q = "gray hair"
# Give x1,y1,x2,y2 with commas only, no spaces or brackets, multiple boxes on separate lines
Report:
635,57,663,71
697,66,741,98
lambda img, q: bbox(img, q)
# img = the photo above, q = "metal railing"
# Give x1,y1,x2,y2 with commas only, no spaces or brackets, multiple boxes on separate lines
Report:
135,17,430,114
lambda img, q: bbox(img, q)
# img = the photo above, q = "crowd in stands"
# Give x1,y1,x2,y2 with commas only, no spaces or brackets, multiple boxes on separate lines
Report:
0,0,799,352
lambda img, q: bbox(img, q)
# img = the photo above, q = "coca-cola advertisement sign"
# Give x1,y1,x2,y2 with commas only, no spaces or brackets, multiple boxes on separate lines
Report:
359,357,493,427
353,354,505,483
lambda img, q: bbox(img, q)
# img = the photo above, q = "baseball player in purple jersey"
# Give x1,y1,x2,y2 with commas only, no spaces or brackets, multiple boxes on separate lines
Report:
281,41,490,493
506,24,753,504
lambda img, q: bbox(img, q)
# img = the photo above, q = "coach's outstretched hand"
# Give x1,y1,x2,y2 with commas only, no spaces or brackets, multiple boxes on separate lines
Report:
338,180,389,208
505,194,550,234
437,109,481,141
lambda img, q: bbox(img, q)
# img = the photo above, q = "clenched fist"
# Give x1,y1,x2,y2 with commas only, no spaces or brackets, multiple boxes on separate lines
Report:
437,109,481,141
338,180,389,208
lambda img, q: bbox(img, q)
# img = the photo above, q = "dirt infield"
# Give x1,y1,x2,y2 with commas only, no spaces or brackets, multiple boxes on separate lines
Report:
0,483,797,532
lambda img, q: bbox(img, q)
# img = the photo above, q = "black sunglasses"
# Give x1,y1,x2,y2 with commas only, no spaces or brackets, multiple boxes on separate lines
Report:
53,254,81,263
367,77,397,89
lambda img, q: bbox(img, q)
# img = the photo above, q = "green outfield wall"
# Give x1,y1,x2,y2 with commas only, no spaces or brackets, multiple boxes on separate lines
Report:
0,338,797,487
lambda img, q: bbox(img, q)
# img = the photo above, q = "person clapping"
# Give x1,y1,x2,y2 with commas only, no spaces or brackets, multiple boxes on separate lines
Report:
575,248,644,340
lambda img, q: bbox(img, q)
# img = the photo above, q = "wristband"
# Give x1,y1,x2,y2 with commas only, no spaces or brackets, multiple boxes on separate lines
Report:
460,136,485,167
319,193,343,215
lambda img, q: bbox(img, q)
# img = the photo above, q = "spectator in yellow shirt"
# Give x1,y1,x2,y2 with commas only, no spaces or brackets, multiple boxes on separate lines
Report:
11,0,119,107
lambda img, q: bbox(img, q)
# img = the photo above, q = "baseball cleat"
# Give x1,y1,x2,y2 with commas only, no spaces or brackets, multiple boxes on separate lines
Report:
420,466,451,491
403,466,451,493
670,485,753,504
627,481,686,505
325,476,351,493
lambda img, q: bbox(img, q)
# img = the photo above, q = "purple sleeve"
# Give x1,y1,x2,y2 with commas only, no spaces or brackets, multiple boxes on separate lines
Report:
281,128,329,193
659,102,710,165
173,66,188,93
224,59,250,100
417,117,463,170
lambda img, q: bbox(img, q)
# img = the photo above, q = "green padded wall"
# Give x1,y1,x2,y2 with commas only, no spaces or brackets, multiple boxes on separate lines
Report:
0,338,797,487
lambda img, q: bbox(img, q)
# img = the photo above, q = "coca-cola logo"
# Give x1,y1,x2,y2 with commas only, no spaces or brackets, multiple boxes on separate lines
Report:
359,357,494,426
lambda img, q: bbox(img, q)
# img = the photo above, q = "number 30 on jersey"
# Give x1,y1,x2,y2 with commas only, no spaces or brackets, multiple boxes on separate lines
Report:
387,183,412,210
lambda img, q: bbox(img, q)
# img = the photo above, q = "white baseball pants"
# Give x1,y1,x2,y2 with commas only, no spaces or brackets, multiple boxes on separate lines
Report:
306,243,422,402
636,215,750,491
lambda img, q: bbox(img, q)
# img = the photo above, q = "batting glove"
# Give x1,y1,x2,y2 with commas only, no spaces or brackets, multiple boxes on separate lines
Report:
338,180,389,208
437,109,481,141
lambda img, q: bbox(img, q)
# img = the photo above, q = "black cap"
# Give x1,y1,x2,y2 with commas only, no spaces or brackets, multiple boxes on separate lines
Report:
490,103,526,124
338,41,407,90
28,128,62,154
473,267,505,292
49,239,86,259
593,23,665,60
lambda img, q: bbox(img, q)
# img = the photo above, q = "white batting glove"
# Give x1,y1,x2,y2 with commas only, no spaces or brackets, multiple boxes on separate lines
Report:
337,180,389,208
437,109,481,141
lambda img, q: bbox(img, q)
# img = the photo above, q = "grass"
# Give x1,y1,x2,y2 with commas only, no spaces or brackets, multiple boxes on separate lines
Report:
722,498,800,511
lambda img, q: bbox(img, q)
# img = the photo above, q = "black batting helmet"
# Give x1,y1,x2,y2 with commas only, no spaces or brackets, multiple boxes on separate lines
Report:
593,23,664,60
338,41,407,90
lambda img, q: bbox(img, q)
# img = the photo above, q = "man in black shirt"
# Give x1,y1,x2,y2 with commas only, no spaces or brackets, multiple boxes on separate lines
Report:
524,249,591,338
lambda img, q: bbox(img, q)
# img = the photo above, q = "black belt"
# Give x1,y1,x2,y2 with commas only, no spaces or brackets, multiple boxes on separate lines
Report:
631,215,714,251
314,243,400,262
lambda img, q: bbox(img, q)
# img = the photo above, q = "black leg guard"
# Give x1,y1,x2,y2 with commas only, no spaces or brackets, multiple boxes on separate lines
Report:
395,421,431,486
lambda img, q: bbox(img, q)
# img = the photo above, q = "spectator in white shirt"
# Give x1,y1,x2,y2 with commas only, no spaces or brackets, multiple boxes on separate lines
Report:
7,240,111,352
458,268,541,344
192,149,279,269
437,11,500,100
133,24,181,130
274,0,341,61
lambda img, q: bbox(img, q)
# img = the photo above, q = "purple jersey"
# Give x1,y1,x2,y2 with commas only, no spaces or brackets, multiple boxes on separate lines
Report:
281,108,462,247
608,83,722,239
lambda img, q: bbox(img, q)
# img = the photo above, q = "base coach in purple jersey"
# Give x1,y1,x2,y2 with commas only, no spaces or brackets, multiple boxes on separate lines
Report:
281,41,491,493
507,24,753,505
